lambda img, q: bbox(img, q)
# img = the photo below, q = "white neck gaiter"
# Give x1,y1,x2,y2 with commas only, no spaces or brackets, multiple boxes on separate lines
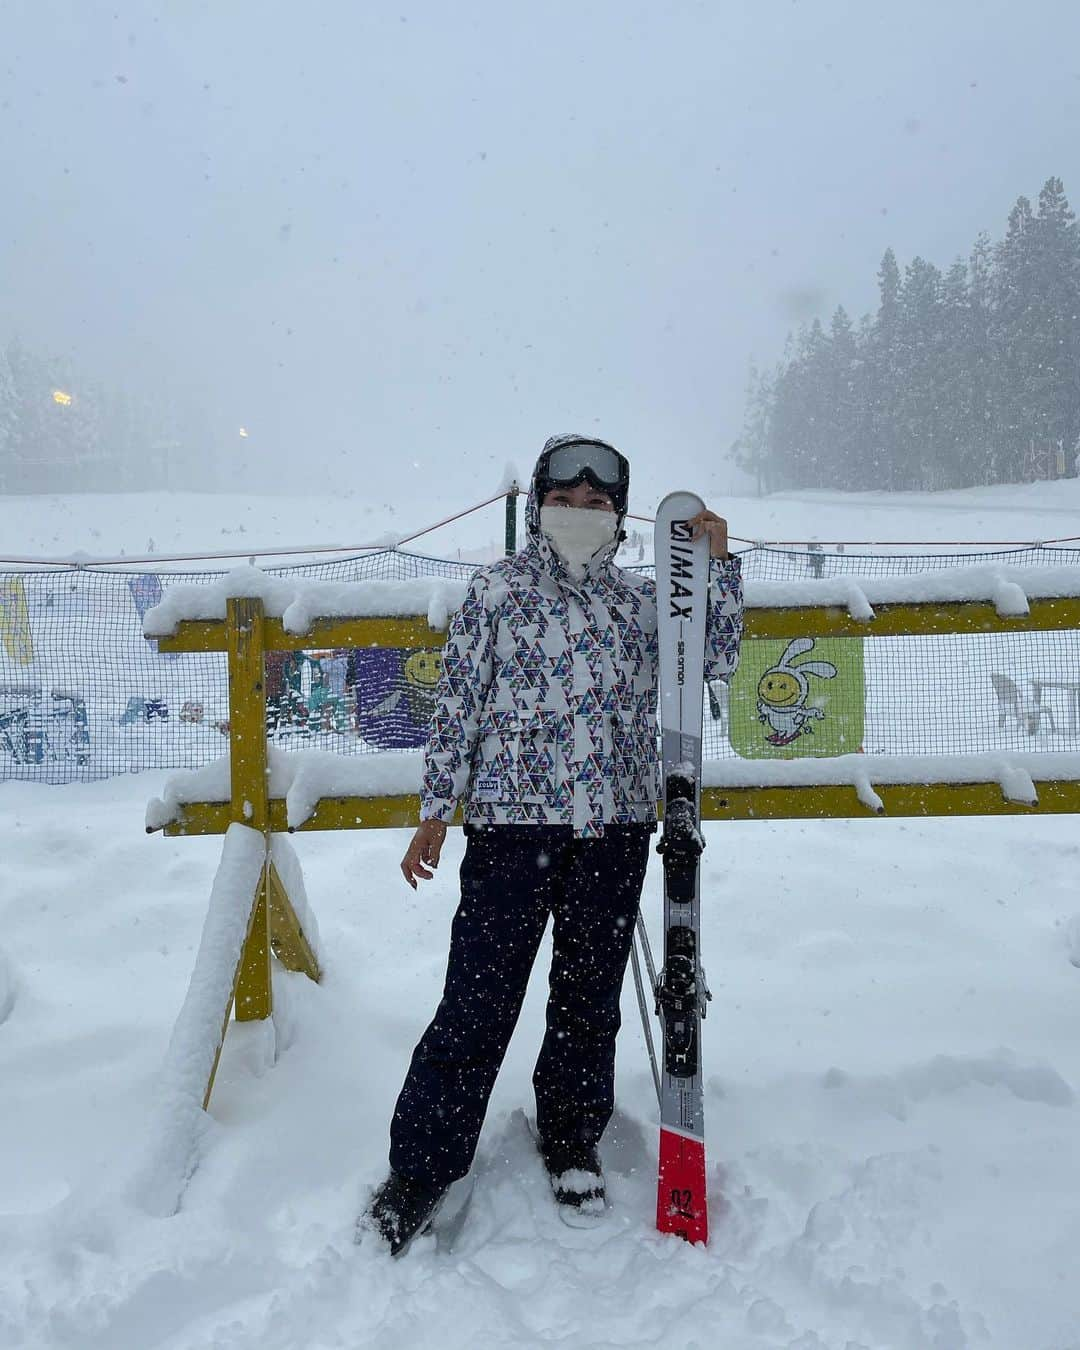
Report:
539,505,618,580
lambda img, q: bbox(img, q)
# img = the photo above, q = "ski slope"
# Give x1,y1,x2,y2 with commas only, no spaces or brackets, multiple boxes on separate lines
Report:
2,481,1080,1350
1,473,1078,563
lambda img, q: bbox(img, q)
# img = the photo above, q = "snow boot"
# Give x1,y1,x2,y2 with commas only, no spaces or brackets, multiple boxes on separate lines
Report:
537,1137,607,1226
358,1169,447,1256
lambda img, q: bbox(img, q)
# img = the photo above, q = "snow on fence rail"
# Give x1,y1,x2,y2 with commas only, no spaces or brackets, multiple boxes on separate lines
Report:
142,561,1080,634
146,746,1080,836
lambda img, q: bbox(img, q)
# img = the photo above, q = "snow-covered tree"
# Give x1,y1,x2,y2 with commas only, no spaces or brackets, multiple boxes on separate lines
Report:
737,177,1080,493
895,256,944,488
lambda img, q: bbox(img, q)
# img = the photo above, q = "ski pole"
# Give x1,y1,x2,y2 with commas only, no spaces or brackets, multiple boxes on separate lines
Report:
631,924,662,1108
635,910,660,991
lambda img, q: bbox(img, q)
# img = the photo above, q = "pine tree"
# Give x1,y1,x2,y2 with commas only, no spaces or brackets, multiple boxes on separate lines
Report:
799,318,834,486
827,305,863,489
731,362,774,494
736,177,1080,494
896,256,945,488
878,248,902,330
937,258,975,488
966,232,995,485
768,335,804,490
1029,178,1080,463
865,249,904,489
991,194,1038,481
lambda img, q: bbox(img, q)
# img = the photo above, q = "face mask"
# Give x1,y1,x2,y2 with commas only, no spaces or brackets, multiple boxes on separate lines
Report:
539,505,618,579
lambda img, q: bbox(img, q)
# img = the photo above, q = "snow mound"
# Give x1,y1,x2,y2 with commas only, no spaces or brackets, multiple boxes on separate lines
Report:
822,1048,1074,1117
132,823,269,1218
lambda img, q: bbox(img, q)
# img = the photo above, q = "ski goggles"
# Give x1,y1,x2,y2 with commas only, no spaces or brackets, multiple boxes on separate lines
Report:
535,439,630,511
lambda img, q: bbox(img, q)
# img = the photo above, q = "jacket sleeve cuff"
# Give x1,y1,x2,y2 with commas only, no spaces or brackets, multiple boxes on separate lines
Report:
710,552,742,576
420,798,457,824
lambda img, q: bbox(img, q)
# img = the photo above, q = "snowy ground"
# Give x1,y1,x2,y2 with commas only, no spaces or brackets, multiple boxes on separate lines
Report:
3,478,1080,1350
2,775,1080,1350
1,473,1078,564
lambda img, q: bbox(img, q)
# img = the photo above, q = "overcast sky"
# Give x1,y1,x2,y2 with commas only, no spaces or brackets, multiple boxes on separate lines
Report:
2,0,1079,507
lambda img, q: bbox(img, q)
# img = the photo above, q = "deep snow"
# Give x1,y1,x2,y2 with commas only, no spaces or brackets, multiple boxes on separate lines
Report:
3,780,1080,1349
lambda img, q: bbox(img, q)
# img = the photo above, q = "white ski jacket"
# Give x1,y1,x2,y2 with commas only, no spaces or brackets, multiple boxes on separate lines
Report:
420,473,743,838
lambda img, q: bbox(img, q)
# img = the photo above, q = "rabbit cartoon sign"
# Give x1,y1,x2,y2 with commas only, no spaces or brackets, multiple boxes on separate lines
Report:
727,636,865,758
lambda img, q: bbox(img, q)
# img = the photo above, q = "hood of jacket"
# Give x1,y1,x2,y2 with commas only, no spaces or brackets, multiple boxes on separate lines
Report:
524,433,626,582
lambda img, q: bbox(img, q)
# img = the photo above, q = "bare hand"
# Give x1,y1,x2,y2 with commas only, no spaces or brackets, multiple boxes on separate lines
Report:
401,819,448,889
687,509,730,559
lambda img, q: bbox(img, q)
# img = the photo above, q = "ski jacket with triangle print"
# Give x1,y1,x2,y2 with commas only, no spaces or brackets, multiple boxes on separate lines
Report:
420,450,744,838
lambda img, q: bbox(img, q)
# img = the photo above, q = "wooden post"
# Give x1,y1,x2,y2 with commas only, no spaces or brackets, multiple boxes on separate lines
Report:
226,596,273,1022
267,862,321,981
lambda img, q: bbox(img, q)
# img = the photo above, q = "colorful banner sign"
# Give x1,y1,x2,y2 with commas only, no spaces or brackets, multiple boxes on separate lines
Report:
351,647,442,750
727,636,865,758
0,578,34,665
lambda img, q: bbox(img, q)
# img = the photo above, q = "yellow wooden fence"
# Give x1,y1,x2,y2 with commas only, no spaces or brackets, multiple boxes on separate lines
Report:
149,590,1080,1113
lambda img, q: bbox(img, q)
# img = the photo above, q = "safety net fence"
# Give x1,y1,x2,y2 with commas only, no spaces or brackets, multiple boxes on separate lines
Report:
1,542,1079,784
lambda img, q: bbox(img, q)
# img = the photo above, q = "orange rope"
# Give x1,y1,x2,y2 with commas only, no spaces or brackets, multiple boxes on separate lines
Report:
394,490,510,547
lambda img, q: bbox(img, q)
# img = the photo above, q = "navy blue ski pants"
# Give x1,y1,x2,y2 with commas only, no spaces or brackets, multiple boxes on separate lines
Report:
389,822,652,1189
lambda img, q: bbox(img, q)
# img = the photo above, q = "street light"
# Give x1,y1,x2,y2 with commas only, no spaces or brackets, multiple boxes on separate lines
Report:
52,389,73,406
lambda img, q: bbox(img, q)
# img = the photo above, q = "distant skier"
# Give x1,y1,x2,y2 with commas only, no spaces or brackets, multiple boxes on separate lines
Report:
360,435,743,1255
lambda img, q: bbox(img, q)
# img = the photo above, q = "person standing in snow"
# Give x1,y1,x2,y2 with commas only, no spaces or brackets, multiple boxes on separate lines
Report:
361,435,743,1255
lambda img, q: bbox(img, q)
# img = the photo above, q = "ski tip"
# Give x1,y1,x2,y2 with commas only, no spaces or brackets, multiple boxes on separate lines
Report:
656,489,706,518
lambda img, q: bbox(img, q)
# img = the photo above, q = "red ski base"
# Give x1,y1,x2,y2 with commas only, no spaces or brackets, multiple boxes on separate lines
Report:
656,1127,708,1244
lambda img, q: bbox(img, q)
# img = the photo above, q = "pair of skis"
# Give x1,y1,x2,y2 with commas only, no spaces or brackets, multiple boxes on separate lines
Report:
630,491,713,1246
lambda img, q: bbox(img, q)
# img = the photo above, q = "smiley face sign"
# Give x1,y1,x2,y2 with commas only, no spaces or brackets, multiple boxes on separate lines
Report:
729,636,865,759
403,649,442,692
